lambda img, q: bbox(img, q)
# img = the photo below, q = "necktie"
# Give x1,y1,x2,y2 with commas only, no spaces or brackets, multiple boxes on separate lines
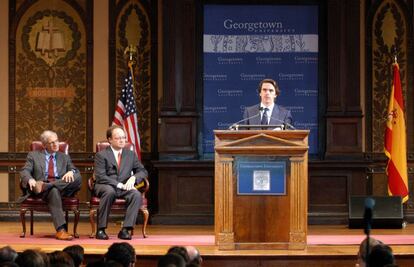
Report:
48,155,55,180
117,152,122,168
261,108,269,125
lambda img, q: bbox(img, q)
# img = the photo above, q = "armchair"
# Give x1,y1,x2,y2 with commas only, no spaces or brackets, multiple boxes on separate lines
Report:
19,141,80,238
88,141,149,238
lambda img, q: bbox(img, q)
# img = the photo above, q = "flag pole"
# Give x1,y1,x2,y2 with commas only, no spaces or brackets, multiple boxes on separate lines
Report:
393,46,397,64
393,52,408,228
384,50,409,228
113,44,142,160
125,44,136,80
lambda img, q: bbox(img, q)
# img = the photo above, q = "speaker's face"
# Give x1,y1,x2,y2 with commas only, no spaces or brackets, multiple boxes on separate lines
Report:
259,82,277,106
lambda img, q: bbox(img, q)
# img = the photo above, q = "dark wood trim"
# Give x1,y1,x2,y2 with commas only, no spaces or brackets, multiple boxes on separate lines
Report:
86,0,94,152
108,0,116,123
8,0,14,152
150,0,159,160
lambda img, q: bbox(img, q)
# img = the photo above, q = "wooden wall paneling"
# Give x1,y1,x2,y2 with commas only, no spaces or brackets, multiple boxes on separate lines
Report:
158,116,197,156
180,0,196,110
325,0,363,157
326,0,342,113
160,0,196,112
161,0,176,110
344,0,361,112
326,117,362,155
319,0,362,110
371,172,388,196
152,161,214,224
159,0,198,159
309,173,349,214
308,165,369,224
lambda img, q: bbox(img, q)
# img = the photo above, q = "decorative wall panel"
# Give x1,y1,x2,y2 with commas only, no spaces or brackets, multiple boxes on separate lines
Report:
11,0,91,152
370,0,408,152
112,0,152,152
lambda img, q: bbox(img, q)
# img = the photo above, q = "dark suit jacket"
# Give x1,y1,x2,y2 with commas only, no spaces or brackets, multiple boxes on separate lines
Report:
20,150,80,189
243,104,293,126
94,146,147,188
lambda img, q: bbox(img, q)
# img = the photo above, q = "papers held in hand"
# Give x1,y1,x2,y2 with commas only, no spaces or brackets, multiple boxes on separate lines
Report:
229,124,285,131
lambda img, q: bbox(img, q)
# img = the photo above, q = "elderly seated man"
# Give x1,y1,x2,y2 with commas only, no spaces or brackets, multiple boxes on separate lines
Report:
20,130,81,240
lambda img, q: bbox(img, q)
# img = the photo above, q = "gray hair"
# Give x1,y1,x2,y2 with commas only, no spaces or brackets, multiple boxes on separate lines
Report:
40,130,58,145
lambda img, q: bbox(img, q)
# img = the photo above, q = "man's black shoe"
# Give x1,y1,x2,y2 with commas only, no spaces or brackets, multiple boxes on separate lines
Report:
118,228,132,240
96,229,109,240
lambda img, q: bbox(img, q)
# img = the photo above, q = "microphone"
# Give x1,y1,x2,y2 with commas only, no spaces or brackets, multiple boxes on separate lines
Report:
228,112,261,130
259,107,296,130
363,197,375,265
363,197,375,235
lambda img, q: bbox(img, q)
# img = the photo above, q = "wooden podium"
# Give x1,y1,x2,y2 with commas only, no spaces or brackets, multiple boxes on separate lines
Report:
214,130,309,250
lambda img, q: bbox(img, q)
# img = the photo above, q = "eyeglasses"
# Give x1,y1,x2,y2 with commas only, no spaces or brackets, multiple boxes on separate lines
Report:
112,136,127,141
48,140,59,145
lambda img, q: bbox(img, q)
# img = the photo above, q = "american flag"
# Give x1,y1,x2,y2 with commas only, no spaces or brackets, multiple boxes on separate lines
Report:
112,66,142,160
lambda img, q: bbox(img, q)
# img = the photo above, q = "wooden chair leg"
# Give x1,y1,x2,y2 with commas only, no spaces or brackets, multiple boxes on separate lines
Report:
20,208,27,238
73,209,80,238
140,207,149,238
65,211,69,226
30,210,34,236
89,208,97,238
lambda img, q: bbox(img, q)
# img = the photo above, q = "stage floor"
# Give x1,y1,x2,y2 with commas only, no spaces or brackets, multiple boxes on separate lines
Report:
2,221,414,266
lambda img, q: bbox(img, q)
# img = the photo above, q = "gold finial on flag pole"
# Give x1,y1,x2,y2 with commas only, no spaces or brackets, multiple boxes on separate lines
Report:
124,44,137,65
124,44,137,79
393,47,398,64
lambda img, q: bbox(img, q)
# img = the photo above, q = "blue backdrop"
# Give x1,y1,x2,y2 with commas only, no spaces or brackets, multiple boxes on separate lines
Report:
203,5,319,155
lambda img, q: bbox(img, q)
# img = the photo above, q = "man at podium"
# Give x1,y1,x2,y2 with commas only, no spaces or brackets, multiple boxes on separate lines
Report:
242,78,293,128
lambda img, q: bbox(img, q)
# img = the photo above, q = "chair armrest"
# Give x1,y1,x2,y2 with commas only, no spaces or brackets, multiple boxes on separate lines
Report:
89,175,149,193
135,177,149,193
19,180,31,196
88,176,95,191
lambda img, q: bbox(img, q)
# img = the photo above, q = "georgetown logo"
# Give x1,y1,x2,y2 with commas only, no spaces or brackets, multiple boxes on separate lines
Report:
223,19,284,33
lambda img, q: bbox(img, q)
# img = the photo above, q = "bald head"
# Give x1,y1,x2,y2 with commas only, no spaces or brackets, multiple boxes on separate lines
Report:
185,246,201,265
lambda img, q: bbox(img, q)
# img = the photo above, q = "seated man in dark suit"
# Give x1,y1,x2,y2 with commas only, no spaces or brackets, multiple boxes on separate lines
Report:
20,130,82,240
243,78,293,128
94,125,148,240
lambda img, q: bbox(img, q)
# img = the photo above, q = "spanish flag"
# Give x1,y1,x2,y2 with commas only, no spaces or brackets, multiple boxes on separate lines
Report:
384,62,409,203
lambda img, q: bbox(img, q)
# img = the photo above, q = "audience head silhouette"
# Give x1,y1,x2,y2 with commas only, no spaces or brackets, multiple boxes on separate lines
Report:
368,244,396,267
167,246,190,263
157,252,186,267
15,249,46,267
0,246,18,264
356,237,383,267
105,242,136,267
160,245,202,267
185,246,202,266
48,250,75,267
63,245,84,267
